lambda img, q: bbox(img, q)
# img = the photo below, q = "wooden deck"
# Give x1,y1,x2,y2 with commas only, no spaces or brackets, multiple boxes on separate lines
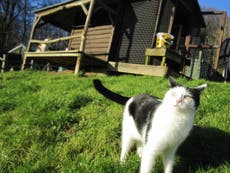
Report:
22,25,115,74
108,61,168,77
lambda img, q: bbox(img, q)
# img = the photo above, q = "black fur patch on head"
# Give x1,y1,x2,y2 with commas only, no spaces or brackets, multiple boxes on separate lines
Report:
187,88,202,109
169,76,181,88
187,84,207,109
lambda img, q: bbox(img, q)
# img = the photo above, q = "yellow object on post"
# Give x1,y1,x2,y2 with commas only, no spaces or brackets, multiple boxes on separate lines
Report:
156,32,174,48
145,33,174,66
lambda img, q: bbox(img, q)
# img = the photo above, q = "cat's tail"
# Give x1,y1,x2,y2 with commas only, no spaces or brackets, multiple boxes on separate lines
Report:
93,79,130,105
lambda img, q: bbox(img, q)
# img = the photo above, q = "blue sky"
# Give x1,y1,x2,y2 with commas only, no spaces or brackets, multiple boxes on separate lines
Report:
198,0,230,16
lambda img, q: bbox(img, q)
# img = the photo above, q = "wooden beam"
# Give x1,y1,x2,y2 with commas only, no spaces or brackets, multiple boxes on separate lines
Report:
81,4,88,15
151,0,164,47
202,11,226,15
36,0,90,17
175,25,183,50
21,15,41,70
26,16,41,52
145,48,167,66
214,12,227,70
30,34,81,44
25,51,80,57
74,0,95,75
108,62,167,77
184,44,217,49
146,48,166,57
145,48,184,65
168,6,176,34
185,35,191,57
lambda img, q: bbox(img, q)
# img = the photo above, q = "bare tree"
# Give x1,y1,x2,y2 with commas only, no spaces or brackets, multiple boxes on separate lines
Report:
0,0,63,52
0,0,23,51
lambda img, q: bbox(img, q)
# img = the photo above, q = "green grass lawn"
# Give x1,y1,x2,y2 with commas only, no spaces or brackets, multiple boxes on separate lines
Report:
0,71,230,173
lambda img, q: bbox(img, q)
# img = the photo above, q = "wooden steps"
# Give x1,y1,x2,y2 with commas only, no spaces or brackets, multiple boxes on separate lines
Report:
108,61,167,77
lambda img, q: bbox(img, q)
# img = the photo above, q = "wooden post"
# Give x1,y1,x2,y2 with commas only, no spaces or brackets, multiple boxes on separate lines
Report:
21,15,41,70
190,50,202,78
74,0,95,75
185,35,191,57
175,25,183,51
168,6,176,34
151,0,164,47
30,59,34,69
0,54,6,74
214,12,227,70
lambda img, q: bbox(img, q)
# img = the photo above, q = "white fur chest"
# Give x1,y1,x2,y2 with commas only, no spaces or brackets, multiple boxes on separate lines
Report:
147,104,194,151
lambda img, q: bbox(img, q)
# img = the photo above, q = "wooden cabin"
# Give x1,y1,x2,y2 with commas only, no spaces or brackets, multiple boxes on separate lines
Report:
1,44,25,73
22,0,206,76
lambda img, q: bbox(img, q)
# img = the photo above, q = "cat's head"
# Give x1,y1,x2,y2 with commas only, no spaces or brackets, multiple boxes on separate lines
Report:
163,77,207,111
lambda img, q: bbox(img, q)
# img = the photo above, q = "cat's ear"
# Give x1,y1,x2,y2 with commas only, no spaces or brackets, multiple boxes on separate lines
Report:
189,84,207,96
193,84,207,93
168,76,180,88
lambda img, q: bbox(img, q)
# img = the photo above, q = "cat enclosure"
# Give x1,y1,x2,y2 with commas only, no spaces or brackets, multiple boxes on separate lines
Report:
22,0,215,77
184,11,227,80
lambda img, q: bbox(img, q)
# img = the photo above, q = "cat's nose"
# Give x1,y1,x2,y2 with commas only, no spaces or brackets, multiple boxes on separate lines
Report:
175,99,182,106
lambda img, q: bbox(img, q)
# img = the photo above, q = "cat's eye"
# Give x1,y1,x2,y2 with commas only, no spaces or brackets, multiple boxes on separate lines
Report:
184,95,192,99
171,92,177,96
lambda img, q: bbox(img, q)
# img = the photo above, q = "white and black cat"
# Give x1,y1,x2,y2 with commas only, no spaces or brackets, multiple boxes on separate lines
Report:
93,77,207,173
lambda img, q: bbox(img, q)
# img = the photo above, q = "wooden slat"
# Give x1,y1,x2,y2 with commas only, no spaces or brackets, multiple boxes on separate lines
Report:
70,25,114,62
88,25,113,31
85,38,111,44
145,48,166,56
71,35,112,45
72,26,113,36
84,49,109,54
26,50,79,54
73,29,112,36
25,52,80,57
30,34,81,44
86,34,113,40
71,38,112,49
71,41,111,50
25,50,80,58
72,25,113,34
108,61,167,77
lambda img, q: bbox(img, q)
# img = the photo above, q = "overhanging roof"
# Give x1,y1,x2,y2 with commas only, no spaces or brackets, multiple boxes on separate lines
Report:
34,0,90,31
177,0,206,27
34,0,122,32
34,0,121,14
33,0,205,32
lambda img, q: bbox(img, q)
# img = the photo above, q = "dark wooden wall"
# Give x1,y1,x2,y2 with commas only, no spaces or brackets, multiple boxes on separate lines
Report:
110,0,160,64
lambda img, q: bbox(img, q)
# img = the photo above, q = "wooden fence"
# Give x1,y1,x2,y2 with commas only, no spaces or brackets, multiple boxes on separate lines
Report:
0,54,6,74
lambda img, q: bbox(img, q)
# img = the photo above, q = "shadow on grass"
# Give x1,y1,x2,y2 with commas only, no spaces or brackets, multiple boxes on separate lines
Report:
176,126,230,172
68,95,93,111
